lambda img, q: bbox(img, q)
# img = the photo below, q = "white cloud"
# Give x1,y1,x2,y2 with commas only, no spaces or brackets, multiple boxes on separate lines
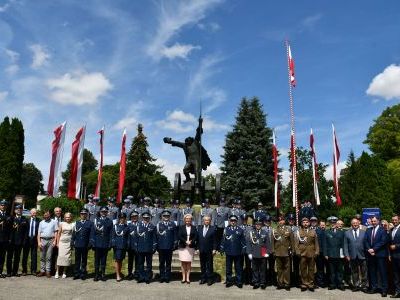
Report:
324,161,346,180
161,43,201,60
5,64,18,75
156,110,227,134
187,55,227,112
300,13,323,31
280,169,291,186
0,91,8,101
366,64,400,100
5,48,19,62
29,44,51,69
275,123,289,132
155,158,182,183
113,117,138,131
4,49,19,75
147,0,222,60
203,162,220,176
198,21,220,32
278,147,289,158
46,71,113,105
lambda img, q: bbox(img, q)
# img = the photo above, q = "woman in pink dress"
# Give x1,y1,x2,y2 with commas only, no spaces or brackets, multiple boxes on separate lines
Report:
178,214,198,284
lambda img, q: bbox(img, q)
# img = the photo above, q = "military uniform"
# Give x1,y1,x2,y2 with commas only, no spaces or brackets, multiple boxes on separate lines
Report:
315,226,328,287
107,199,119,224
262,218,275,286
247,224,269,288
221,216,246,287
197,199,216,226
0,200,11,277
71,209,93,280
215,201,229,249
137,199,151,221
156,211,177,282
272,224,293,289
228,204,246,226
127,211,140,280
7,207,28,276
90,208,113,281
111,222,129,261
241,220,253,285
323,226,345,289
287,214,300,287
294,225,319,290
136,213,157,283
169,201,180,225
85,195,100,222
150,204,163,226
120,199,133,220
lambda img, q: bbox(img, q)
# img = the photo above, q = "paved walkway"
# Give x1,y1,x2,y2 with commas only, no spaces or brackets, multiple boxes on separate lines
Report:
0,276,385,300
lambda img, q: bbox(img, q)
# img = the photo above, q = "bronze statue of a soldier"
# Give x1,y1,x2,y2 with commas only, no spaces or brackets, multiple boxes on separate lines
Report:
163,117,211,183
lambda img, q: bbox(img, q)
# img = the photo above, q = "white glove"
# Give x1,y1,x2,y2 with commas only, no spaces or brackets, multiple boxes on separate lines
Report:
248,254,253,260
263,253,269,258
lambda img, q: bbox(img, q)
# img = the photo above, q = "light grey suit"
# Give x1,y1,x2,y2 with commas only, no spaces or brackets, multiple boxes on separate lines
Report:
343,228,368,289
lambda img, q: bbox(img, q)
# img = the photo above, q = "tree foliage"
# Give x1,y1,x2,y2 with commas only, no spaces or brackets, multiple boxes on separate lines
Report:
21,163,44,208
125,124,171,200
39,196,83,217
221,97,274,209
0,117,25,201
84,163,120,199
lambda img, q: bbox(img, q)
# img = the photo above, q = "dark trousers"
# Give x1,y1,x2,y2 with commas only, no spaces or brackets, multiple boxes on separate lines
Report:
22,240,37,273
241,254,252,284
266,255,276,285
226,255,242,284
328,258,343,288
74,247,89,276
138,252,153,281
158,249,173,280
393,257,400,294
350,258,368,289
290,255,300,287
367,256,388,292
7,244,22,275
315,254,327,287
0,241,8,274
252,257,266,286
127,249,139,276
51,246,58,275
94,248,108,275
216,228,224,249
199,251,214,282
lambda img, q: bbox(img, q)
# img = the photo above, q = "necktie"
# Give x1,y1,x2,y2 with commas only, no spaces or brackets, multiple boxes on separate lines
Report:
30,219,35,237
203,226,208,237
353,229,357,240
372,227,376,243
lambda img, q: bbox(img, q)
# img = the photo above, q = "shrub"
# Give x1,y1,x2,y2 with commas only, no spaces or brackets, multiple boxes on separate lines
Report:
39,196,83,218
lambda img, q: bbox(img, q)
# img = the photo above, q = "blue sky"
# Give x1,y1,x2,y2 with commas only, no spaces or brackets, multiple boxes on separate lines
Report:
1,0,400,188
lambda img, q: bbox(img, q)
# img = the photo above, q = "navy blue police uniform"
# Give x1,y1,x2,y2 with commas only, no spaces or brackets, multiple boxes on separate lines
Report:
111,215,129,261
0,200,11,277
127,210,140,280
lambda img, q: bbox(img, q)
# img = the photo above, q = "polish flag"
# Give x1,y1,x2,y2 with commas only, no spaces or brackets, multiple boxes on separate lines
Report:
332,124,342,206
94,126,104,198
290,130,297,207
272,131,280,208
117,129,127,204
310,129,320,206
288,44,296,87
67,126,86,199
47,122,67,197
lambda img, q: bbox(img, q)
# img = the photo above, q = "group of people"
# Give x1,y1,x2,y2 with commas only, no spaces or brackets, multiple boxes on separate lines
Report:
0,196,399,298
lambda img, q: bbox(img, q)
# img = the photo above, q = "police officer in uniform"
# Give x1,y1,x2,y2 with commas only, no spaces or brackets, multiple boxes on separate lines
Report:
127,195,137,210
136,212,157,284
107,197,119,224
71,208,93,280
262,215,275,286
221,215,246,288
229,200,246,226
273,215,293,290
179,198,195,226
215,198,229,249
169,200,180,225
0,200,11,278
150,199,163,226
84,194,99,222
323,216,345,290
197,199,215,226
294,217,319,292
7,204,28,277
127,210,140,280
137,198,151,221
241,213,253,285
90,206,113,281
248,217,269,289
287,213,300,287
156,210,177,282
252,202,268,222
120,198,133,219
111,213,129,282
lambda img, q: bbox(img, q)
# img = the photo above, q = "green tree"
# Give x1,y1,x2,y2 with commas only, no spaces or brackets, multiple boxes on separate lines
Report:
387,159,400,213
221,97,274,209
125,124,171,200
364,104,400,161
61,148,98,195
340,151,358,206
281,147,335,220
0,117,25,201
21,163,44,208
84,163,120,199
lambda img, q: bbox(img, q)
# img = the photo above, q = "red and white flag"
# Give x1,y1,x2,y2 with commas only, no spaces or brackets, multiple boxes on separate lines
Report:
310,129,320,206
290,130,297,207
332,124,342,206
94,126,104,198
67,126,86,199
287,43,296,87
117,129,127,204
47,121,67,197
272,131,280,208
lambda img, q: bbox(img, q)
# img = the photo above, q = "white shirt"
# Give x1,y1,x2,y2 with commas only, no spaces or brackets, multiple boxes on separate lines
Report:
352,228,359,240
392,225,400,239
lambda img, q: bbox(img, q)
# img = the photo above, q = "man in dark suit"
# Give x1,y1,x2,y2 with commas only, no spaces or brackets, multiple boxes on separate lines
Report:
22,208,40,275
364,215,389,297
390,215,400,298
343,217,367,292
0,199,11,278
197,215,217,285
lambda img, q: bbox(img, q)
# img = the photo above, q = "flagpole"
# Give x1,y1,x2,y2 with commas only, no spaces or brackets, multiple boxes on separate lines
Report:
286,40,299,226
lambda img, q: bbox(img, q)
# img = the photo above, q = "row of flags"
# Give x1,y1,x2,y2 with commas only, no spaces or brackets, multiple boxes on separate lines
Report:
47,124,127,203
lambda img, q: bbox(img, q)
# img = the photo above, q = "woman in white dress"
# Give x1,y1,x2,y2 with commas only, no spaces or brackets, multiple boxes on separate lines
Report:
55,212,75,279
177,214,198,284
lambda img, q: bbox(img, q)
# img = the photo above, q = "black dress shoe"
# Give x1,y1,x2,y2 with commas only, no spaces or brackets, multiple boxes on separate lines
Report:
261,285,266,290
165,279,170,283
94,276,99,282
253,285,259,289
285,286,290,291
276,286,284,290
382,293,387,297
127,274,134,281
328,286,335,290
338,286,345,291
73,275,80,280
199,280,206,285
352,287,360,292
101,275,107,281
207,281,213,286
237,283,243,288
309,287,315,292
364,289,378,294
390,293,400,298
226,282,233,288
301,287,307,292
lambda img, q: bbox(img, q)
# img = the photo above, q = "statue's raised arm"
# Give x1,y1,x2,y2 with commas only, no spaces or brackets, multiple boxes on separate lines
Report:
163,137,185,148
